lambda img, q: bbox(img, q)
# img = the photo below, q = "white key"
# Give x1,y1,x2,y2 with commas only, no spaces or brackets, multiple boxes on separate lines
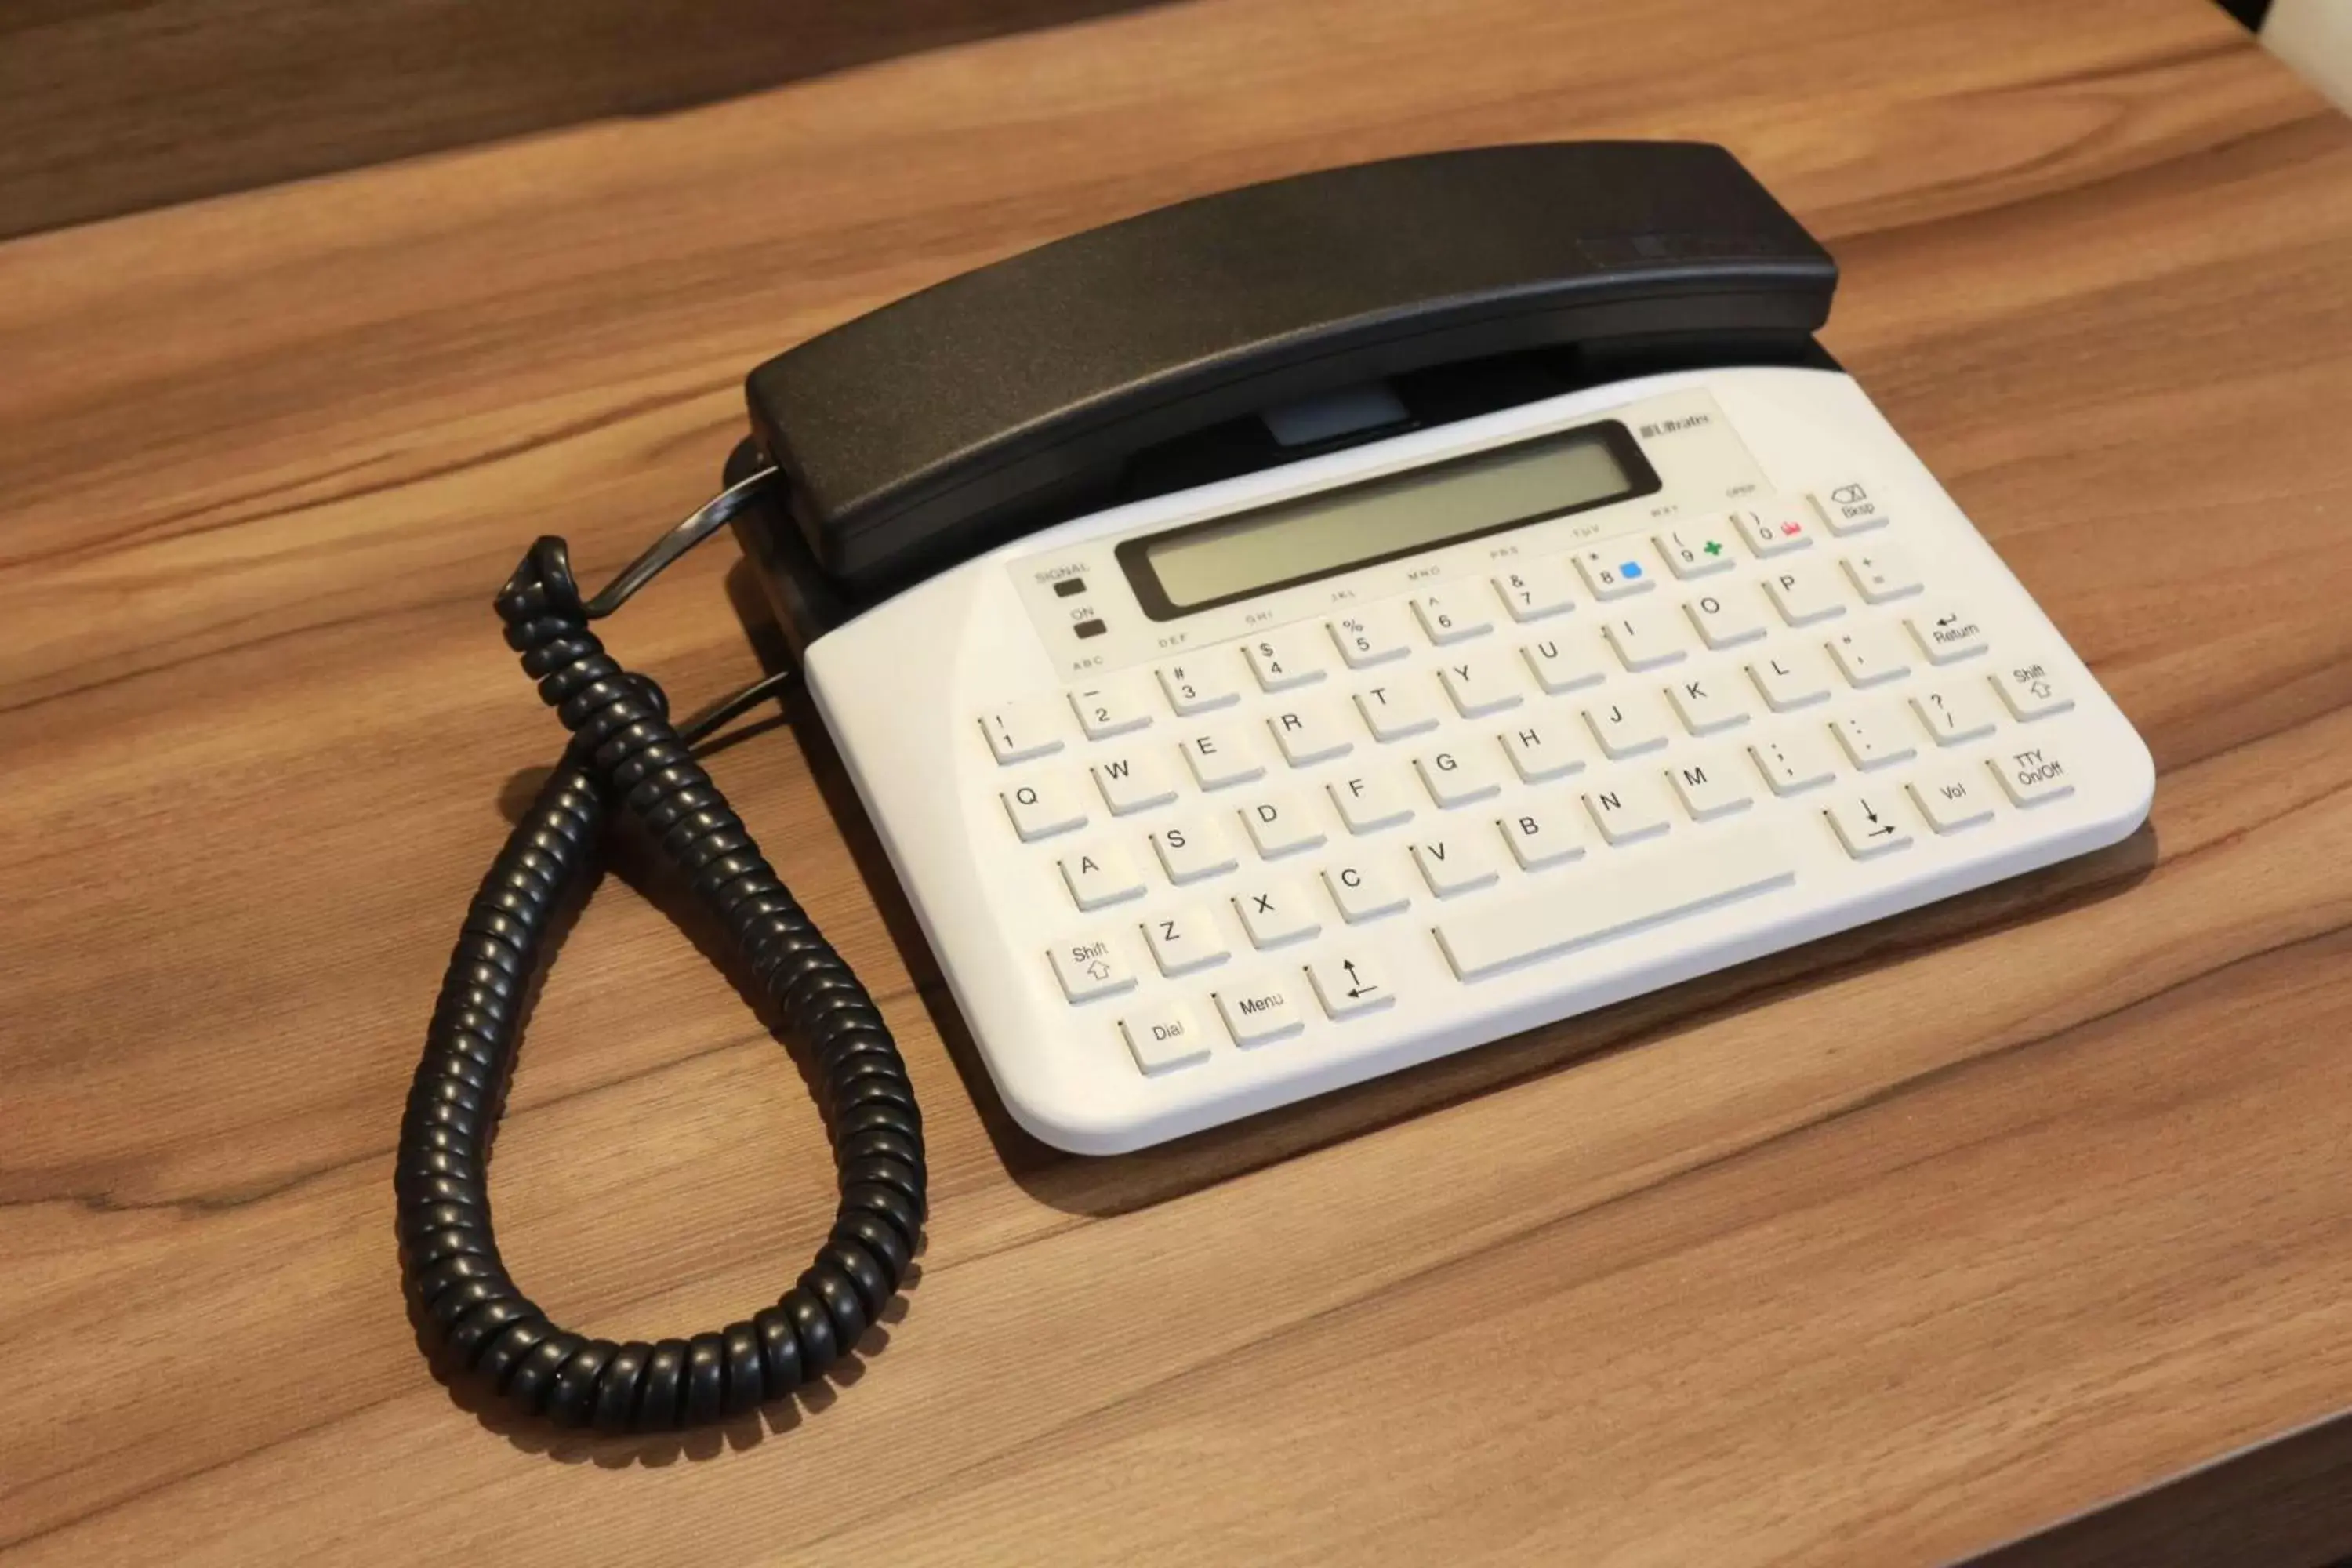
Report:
1437,652,1523,717
1573,543,1660,601
1058,841,1147,910
1142,903,1231,977
1491,560,1577,622
1267,699,1355,767
1991,659,2074,721
1655,524,1737,579
1991,743,2077,807
1906,601,1989,665
1214,977,1305,1047
1909,683,1999,747
1667,753,1754,821
1813,478,1889,535
1066,676,1154,740
1434,835,1794,981
1521,633,1607,695
1092,750,1181,816
1414,745,1504,809
1747,646,1836,713
1827,624,1912,688
979,698,1066,764
1001,776,1088,841
1824,792,1913,859
1149,816,1240,884
1411,590,1492,646
1908,764,1997,834
1497,800,1586,870
1155,658,1241,715
1411,831,1502,898
1831,704,1918,771
1306,953,1395,1019
1842,545,1923,604
1323,859,1411,924
1501,718,1583,783
1583,691,1672,760
1329,771,1417,834
1233,880,1321,949
1049,932,1138,1003
1600,604,1689,672
1120,1002,1210,1075
1683,586,1769,649
1583,776,1673,846
1664,673,1751,736
1243,630,1327,692
1763,562,1846,626
1731,499,1817,557
1237,791,1326,860
1178,721,1265,791
1748,731,1839,796
1328,604,1414,669
1355,680,1443,743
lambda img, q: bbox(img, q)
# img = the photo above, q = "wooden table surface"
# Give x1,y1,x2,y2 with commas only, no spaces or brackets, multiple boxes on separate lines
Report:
5,0,2352,1561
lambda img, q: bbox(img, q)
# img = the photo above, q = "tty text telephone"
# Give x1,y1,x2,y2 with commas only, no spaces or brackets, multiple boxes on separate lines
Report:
397,143,2154,1435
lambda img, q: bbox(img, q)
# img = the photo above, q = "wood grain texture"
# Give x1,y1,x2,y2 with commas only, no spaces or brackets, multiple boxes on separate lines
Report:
3,0,2352,1561
0,0,1158,241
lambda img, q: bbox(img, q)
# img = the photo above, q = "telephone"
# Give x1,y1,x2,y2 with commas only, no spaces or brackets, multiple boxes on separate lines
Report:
397,143,2154,1432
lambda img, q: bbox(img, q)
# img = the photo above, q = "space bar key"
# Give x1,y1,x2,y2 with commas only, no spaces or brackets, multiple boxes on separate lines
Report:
1434,837,1797,982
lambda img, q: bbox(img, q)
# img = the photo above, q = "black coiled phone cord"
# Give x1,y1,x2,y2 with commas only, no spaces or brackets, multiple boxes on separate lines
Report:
394,474,925,1432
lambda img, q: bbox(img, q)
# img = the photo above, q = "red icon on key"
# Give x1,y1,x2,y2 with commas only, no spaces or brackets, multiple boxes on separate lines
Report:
1780,521,1803,535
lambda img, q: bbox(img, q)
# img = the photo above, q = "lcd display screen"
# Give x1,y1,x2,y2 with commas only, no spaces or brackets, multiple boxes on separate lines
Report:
1129,424,1646,614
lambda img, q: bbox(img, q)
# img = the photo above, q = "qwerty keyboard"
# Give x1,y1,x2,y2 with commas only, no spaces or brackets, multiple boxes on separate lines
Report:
985,495,2081,1071
800,368,2151,1152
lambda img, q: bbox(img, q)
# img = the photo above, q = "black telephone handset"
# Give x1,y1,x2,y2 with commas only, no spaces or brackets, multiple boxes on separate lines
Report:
746,141,1831,597
398,142,1835,1436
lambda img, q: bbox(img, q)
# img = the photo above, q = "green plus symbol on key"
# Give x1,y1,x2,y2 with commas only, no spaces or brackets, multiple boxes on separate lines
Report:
1702,539,1723,556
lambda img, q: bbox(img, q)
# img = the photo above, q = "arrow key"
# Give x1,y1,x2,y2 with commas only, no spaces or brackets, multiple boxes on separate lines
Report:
1824,793,1915,861
1307,953,1396,1020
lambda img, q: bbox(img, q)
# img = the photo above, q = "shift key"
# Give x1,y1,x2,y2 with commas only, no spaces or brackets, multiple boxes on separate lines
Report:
1433,837,1795,981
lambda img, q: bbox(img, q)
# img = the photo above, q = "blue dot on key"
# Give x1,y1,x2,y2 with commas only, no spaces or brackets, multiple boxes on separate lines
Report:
1620,561,1643,579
